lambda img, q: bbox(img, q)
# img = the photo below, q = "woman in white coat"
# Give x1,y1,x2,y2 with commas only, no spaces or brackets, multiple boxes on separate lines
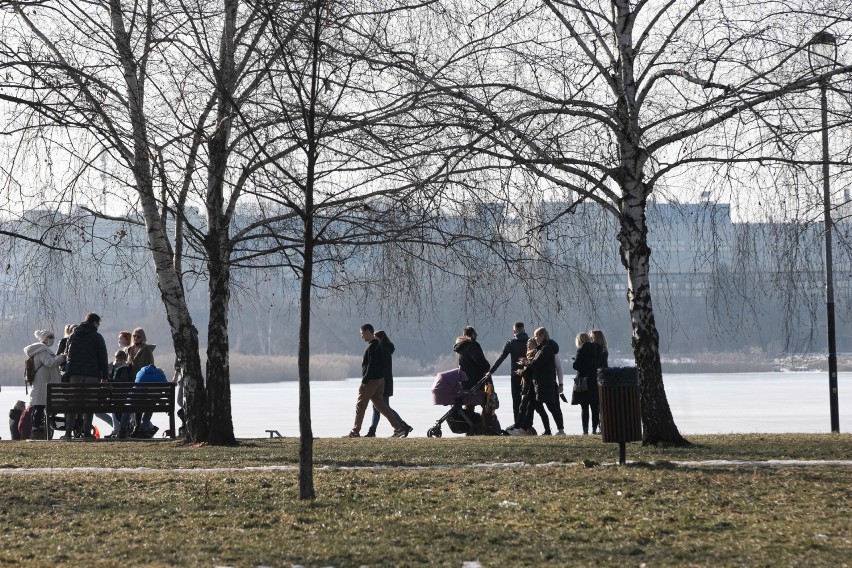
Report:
24,329,66,438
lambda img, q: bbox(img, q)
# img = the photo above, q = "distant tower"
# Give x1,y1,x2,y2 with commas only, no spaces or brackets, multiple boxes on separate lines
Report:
839,188,852,223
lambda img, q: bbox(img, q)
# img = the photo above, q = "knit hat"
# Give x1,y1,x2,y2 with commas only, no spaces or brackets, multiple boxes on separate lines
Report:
34,329,53,342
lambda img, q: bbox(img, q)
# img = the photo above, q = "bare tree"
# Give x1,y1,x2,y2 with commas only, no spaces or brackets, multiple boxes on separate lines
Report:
383,0,852,444
229,0,483,499
0,0,291,443
1,0,470,462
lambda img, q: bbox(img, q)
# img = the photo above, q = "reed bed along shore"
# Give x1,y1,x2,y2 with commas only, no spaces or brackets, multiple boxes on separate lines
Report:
3,349,852,386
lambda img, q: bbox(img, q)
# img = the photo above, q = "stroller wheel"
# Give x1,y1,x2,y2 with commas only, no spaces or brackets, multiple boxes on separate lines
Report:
427,426,442,438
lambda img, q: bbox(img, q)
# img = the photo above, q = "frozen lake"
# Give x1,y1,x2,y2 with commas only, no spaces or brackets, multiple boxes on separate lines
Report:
2,372,849,439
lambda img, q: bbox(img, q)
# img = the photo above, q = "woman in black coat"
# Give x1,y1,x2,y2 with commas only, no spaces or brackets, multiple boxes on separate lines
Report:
56,324,75,382
571,330,609,434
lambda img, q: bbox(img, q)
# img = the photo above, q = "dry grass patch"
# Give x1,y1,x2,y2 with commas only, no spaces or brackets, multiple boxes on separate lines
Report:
0,465,849,567
0,434,850,566
0,433,850,470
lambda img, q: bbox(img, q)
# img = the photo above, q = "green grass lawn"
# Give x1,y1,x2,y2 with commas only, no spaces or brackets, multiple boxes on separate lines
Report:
0,434,849,567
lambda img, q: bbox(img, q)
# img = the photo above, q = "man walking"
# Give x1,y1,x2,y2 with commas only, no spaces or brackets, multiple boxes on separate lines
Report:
346,323,408,438
63,312,109,439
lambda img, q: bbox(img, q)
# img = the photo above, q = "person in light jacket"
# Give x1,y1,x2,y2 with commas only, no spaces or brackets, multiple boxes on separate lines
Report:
24,329,66,438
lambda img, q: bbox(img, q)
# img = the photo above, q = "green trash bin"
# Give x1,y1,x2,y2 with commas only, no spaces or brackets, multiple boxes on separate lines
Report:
597,366,642,464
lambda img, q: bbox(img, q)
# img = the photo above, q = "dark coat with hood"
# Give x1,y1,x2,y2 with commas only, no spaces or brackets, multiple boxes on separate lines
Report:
380,340,396,397
571,342,608,405
65,322,109,381
453,336,490,389
488,332,530,378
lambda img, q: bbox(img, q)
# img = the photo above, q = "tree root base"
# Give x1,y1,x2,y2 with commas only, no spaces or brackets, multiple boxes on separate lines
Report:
642,435,692,448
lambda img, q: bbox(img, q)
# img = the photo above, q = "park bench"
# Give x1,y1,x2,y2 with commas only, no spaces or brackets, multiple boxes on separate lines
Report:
46,383,176,440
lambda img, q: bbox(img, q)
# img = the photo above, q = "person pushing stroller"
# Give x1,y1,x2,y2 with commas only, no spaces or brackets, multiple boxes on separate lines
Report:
452,326,491,395
426,326,499,437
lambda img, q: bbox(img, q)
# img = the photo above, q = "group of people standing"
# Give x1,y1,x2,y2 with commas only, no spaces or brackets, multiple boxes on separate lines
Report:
344,320,610,438
468,322,609,436
18,312,165,440
18,315,608,441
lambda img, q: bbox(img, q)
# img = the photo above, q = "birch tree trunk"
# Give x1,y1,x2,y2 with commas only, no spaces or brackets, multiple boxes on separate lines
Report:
612,0,687,445
619,189,686,445
107,0,207,441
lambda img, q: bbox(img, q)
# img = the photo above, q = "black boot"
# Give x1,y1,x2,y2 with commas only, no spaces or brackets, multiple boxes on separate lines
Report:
365,426,376,438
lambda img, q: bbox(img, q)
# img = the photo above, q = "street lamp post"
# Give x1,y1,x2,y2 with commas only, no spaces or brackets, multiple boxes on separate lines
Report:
808,31,841,433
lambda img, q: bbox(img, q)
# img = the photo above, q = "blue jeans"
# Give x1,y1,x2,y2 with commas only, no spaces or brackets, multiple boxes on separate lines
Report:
119,411,135,433
370,395,403,429
119,412,153,433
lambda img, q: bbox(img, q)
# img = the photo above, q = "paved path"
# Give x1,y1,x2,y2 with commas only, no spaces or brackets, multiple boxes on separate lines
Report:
0,460,850,475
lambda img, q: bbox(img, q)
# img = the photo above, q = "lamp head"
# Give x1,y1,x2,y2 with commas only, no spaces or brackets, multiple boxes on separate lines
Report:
808,31,838,76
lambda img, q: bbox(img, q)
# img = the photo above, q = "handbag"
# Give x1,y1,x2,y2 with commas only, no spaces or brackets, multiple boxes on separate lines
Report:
573,375,588,393
490,387,500,410
484,383,500,412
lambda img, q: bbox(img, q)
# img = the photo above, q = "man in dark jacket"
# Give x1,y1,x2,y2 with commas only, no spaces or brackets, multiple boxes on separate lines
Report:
63,312,108,439
453,326,490,390
484,322,539,428
345,323,408,438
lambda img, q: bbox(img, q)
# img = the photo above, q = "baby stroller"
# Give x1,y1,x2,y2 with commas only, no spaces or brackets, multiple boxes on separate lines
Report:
426,368,502,437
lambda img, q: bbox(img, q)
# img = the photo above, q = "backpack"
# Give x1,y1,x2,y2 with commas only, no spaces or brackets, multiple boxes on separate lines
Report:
17,406,35,440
